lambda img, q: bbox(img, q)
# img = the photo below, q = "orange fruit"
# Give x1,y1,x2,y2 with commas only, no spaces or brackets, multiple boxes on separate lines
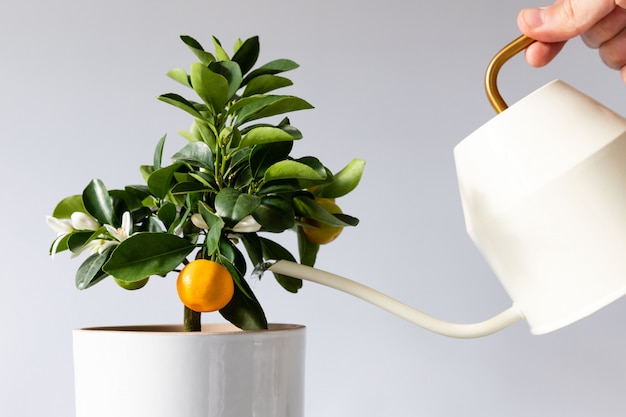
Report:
301,198,344,245
176,259,235,312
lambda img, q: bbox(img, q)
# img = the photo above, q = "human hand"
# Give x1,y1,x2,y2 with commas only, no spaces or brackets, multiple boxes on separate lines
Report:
518,0,626,82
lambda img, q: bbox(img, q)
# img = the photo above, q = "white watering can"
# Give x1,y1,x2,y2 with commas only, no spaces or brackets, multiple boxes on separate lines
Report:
266,35,626,338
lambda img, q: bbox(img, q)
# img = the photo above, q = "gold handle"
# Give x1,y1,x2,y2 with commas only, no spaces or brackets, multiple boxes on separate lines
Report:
485,35,536,113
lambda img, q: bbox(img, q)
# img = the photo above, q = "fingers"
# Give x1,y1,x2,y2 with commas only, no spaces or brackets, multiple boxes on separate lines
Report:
582,7,626,47
599,28,626,69
518,0,616,42
518,0,626,79
583,7,626,70
523,41,566,67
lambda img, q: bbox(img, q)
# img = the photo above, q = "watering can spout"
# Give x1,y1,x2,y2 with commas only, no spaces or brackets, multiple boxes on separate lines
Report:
267,260,524,339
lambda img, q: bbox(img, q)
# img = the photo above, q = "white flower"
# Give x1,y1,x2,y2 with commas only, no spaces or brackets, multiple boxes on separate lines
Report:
104,211,132,242
47,211,132,258
70,239,108,258
191,213,209,229
70,212,100,231
46,215,74,257
46,216,73,235
232,215,262,233
192,212,261,233
96,240,118,255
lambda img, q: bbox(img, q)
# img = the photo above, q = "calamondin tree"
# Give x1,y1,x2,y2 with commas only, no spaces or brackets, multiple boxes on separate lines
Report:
47,35,364,331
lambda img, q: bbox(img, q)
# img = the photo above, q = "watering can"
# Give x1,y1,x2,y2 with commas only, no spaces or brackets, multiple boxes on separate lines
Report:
266,35,626,338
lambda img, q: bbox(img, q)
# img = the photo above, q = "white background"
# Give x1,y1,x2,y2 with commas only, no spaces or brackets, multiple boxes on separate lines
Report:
4,0,626,416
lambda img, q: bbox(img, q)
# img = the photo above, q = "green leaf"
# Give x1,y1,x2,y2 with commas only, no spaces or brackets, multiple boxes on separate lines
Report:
230,95,313,127
239,126,297,148
333,213,360,227
83,179,115,226
263,160,327,183
166,68,191,88
292,195,359,227
158,93,204,119
208,60,242,101
52,195,86,218
171,141,214,170
177,129,197,143
140,170,156,192
258,179,301,195
231,36,260,75
67,231,96,253
225,147,252,174
214,188,261,225
153,134,167,171
214,188,240,222
157,202,178,230
297,226,320,267
249,141,293,180
218,238,247,278
218,126,241,148
313,158,366,199
179,120,218,148
49,233,71,255
109,189,143,212
189,171,218,189
198,201,224,255
180,35,216,65
295,156,327,179
242,58,300,85
242,74,292,97
103,233,195,281
219,271,268,330
260,238,302,293
252,196,295,232
170,182,211,195
240,233,264,267
124,184,152,201
147,163,185,199
212,36,230,61
251,96,313,122
194,119,217,149
278,123,303,140
233,38,243,53
75,248,112,290
190,63,229,114
226,95,273,123
232,168,252,189
110,192,131,219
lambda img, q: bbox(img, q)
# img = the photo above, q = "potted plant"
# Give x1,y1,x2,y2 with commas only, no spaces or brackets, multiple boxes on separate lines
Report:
46,34,364,417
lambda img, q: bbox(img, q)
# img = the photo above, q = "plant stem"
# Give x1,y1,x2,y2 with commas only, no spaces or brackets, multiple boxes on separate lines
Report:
184,306,202,332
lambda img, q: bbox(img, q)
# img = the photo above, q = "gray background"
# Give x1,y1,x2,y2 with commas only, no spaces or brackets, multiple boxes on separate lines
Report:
4,0,626,416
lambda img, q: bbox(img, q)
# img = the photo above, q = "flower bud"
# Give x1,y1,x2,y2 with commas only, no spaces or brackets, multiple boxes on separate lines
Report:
191,213,209,229
219,127,233,146
46,216,73,234
71,212,100,230
232,215,262,233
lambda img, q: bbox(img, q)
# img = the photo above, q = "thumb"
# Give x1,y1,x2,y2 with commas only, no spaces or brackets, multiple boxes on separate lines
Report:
518,0,616,42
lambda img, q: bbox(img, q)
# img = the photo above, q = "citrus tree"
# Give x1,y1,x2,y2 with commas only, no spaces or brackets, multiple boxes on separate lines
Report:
46,35,364,331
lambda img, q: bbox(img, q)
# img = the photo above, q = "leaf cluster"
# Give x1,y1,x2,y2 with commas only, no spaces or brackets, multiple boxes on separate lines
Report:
48,35,365,330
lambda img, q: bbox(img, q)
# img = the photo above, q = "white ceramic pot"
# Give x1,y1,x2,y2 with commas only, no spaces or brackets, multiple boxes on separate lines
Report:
73,323,306,417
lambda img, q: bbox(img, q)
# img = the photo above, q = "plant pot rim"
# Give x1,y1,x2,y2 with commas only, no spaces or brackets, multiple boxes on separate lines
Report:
74,323,305,335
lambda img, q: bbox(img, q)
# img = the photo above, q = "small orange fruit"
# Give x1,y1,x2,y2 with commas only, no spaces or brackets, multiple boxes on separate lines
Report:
114,277,149,290
301,198,344,245
176,259,235,312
